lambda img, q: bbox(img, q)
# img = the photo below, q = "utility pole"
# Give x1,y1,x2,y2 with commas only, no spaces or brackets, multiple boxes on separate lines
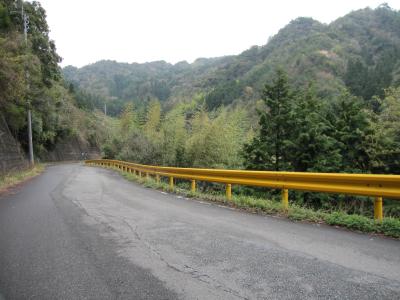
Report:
21,1,34,166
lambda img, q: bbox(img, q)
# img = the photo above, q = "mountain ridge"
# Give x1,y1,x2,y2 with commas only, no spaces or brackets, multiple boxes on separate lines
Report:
63,5,400,114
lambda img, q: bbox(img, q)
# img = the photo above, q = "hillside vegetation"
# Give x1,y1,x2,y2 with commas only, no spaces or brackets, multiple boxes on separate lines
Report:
64,5,400,217
64,4,400,114
0,0,105,158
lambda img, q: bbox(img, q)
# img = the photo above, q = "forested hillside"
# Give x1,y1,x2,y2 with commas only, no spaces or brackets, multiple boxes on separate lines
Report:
64,4,400,114
0,0,105,160
63,4,400,174
63,4,400,216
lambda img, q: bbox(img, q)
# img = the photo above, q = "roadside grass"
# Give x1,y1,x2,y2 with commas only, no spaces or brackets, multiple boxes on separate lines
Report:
0,164,45,192
112,167,400,238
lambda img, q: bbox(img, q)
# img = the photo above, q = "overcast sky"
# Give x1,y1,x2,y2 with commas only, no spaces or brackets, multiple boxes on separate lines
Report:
37,0,400,68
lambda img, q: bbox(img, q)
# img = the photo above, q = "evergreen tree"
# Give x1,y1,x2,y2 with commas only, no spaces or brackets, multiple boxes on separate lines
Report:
326,91,374,172
371,87,400,173
289,85,340,172
244,70,294,171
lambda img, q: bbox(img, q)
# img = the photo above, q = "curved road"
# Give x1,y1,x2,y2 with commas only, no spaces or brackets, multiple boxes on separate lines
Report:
0,163,399,299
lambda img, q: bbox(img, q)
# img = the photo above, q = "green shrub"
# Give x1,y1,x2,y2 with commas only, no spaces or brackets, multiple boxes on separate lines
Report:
377,218,400,238
288,205,325,222
324,212,375,232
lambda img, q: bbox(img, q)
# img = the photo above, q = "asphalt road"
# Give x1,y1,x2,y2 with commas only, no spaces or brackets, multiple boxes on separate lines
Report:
0,163,399,300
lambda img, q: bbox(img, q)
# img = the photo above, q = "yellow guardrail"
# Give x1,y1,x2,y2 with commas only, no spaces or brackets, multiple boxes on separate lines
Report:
85,159,400,221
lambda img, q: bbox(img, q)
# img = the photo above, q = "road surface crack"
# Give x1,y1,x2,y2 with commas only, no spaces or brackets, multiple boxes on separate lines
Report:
121,218,248,300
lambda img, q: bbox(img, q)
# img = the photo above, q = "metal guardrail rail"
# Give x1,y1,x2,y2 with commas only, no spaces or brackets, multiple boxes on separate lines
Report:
85,159,400,221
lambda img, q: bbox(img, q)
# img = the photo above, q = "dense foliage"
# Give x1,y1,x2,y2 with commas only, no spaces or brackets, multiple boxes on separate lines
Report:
101,97,251,169
0,0,104,157
243,69,400,211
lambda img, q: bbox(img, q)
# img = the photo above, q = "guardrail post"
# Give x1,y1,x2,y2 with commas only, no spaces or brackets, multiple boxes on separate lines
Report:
226,184,232,201
374,197,383,221
139,171,142,178
146,172,149,180
169,177,174,190
191,180,196,193
156,174,160,184
282,189,289,210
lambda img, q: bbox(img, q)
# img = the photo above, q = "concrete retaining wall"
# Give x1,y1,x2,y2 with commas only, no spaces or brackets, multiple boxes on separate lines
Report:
42,136,100,162
0,112,100,174
0,115,28,175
